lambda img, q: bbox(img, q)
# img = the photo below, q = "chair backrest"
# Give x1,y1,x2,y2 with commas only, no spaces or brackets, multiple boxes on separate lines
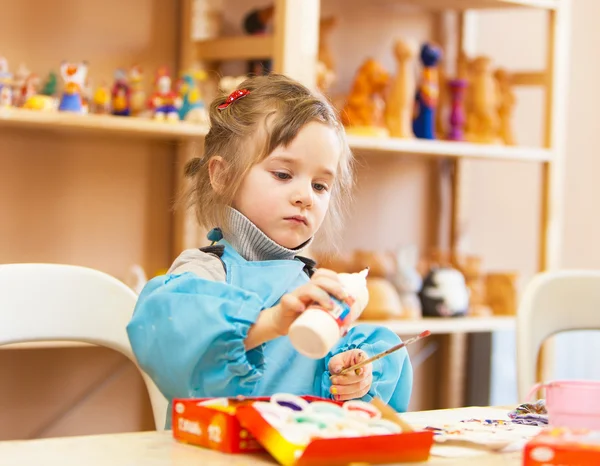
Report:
516,270,600,401
0,263,168,430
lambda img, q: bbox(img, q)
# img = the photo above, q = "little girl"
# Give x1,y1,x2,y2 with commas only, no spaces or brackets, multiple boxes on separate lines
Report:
127,74,413,426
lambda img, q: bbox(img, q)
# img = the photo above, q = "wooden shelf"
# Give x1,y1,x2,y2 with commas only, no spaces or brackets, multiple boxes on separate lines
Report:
391,0,558,10
0,108,208,140
1,341,92,350
196,35,274,61
358,316,515,335
347,135,552,162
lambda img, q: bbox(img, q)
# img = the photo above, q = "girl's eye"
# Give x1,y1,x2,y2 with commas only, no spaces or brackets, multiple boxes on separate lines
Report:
313,183,328,192
273,172,291,180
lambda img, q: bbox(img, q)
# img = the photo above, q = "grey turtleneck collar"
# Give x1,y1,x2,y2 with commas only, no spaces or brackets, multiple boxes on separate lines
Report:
222,208,312,262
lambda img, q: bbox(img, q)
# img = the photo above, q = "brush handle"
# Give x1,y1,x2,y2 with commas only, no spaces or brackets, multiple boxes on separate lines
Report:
333,330,431,377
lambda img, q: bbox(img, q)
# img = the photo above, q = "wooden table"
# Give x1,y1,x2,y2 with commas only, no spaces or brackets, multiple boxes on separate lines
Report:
0,429,523,466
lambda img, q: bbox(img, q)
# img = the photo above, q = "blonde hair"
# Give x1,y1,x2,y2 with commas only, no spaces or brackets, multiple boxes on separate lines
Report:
183,74,353,246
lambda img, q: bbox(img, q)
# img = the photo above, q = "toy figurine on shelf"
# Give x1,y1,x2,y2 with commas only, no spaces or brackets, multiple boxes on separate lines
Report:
111,68,131,116
419,266,470,317
243,5,274,75
92,81,111,114
494,68,516,145
177,70,208,124
129,65,146,117
12,63,30,107
393,245,423,319
19,73,41,107
58,61,88,113
447,78,468,141
150,67,181,122
341,58,390,136
384,39,417,139
0,57,13,108
40,71,58,97
413,43,442,140
465,56,499,144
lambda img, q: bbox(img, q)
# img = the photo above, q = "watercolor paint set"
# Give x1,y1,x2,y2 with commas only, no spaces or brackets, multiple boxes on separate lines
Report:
172,394,435,465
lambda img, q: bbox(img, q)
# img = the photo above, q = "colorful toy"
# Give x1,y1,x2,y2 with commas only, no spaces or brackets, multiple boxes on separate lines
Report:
58,61,88,113
341,58,390,136
495,68,516,145
150,67,181,121
111,68,131,116
384,39,417,139
12,63,30,106
22,95,57,111
0,57,12,108
92,81,111,114
18,73,41,108
129,65,146,116
40,71,58,96
413,43,442,140
447,78,468,141
177,70,208,123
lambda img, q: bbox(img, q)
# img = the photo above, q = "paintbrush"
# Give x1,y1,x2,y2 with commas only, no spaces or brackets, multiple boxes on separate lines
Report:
332,330,431,377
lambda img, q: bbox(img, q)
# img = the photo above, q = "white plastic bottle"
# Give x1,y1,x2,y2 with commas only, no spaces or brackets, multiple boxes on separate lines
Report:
288,269,370,359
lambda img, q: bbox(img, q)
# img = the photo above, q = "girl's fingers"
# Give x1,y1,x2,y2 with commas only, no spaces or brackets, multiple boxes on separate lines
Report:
280,293,306,313
311,276,347,302
312,268,341,281
330,374,373,397
295,283,334,309
330,375,373,401
330,363,373,386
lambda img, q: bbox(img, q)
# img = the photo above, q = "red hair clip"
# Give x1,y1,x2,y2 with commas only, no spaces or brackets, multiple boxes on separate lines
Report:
218,89,250,110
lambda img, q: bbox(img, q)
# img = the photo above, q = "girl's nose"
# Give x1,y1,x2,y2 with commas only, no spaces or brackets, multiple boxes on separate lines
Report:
292,183,313,207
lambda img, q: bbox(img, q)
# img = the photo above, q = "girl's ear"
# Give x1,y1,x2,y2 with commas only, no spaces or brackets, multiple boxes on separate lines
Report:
208,156,228,193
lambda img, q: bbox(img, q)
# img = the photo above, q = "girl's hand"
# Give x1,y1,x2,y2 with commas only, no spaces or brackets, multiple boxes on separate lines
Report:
272,268,348,336
328,349,373,401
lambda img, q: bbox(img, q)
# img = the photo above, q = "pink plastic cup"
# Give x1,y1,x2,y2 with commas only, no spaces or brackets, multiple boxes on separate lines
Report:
528,380,600,430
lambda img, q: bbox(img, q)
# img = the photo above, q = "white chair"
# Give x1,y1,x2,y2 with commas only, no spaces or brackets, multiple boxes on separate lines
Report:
516,270,600,401
0,263,168,430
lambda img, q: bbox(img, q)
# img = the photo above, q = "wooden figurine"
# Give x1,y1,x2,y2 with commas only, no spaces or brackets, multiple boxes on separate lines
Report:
485,272,518,315
316,16,337,93
494,68,516,145
453,254,489,316
394,245,423,319
413,43,442,140
111,69,131,117
341,58,390,136
384,39,417,139
129,65,146,117
436,65,448,139
447,78,468,141
150,67,181,122
58,61,88,113
465,56,498,144
361,277,404,320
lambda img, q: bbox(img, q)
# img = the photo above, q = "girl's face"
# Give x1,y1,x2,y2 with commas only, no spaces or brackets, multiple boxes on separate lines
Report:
232,122,341,249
